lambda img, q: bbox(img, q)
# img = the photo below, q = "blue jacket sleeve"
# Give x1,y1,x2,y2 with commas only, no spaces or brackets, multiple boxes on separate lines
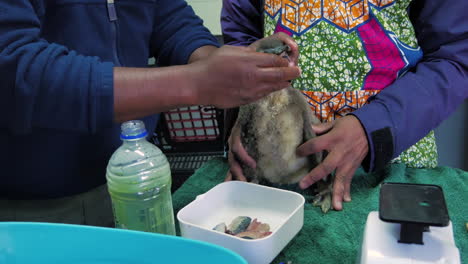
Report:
221,0,263,46
0,0,114,135
150,0,219,66
350,0,468,171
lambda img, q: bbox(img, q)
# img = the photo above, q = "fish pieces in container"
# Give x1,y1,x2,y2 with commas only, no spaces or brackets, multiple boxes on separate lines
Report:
177,181,305,264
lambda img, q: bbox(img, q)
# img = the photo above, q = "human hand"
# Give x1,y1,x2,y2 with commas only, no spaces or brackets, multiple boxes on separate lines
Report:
249,32,299,66
224,122,256,182
296,115,369,210
192,44,301,109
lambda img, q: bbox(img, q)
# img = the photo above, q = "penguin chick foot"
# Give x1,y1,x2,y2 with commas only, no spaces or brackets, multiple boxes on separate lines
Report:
312,179,334,213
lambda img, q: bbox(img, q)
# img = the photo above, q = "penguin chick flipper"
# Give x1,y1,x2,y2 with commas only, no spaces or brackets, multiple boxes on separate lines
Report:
312,175,334,213
289,87,323,166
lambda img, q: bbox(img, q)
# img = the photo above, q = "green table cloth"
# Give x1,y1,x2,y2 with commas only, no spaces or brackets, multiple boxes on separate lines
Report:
172,158,467,264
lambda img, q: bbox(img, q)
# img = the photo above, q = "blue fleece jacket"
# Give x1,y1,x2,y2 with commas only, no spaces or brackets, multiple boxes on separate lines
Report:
0,0,218,198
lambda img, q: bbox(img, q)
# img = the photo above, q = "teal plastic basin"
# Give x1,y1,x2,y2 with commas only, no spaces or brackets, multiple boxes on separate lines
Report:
0,222,247,264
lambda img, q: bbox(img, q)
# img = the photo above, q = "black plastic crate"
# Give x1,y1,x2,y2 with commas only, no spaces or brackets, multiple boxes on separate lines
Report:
151,106,225,187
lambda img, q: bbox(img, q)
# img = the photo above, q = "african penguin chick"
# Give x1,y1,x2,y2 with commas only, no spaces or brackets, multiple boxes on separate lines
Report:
233,38,334,213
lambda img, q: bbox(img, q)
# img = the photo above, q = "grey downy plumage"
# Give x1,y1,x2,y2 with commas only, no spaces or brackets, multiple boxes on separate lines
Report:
234,38,334,213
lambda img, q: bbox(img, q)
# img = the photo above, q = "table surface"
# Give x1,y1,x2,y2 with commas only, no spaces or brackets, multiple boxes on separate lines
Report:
172,158,468,264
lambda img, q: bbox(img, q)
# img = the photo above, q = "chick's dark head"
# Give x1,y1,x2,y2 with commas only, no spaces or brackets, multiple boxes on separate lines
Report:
256,38,291,56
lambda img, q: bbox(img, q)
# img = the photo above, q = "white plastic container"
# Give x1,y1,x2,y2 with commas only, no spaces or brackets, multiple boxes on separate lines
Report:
177,181,305,264
358,211,461,264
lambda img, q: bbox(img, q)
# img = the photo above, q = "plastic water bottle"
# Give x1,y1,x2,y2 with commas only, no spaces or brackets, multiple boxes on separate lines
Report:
106,120,176,235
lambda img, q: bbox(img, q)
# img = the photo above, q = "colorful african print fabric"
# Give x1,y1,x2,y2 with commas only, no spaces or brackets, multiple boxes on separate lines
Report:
264,0,437,168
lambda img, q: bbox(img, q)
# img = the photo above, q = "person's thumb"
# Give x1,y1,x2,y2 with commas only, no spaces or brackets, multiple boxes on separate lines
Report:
312,121,334,135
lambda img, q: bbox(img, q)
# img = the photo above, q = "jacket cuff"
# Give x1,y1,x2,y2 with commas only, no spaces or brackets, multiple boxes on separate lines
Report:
349,101,395,172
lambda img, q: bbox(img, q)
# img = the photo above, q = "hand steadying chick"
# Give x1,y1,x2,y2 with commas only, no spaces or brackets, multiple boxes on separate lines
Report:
231,38,334,213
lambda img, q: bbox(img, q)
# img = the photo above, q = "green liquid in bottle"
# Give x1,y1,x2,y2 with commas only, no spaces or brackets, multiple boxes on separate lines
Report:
106,120,176,235
109,181,175,235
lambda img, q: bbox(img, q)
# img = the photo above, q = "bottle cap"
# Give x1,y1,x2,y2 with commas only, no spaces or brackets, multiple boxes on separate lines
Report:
120,120,148,140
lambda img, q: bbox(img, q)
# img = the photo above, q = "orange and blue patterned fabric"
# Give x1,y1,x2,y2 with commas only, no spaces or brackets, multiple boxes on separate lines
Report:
222,0,447,169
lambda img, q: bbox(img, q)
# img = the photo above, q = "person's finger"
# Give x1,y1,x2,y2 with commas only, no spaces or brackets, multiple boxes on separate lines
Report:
283,36,299,66
228,153,248,182
332,172,346,211
256,66,301,83
344,183,352,203
224,170,233,182
274,32,299,66
232,145,256,170
343,156,364,202
332,161,358,209
224,45,251,52
343,167,356,203
312,121,334,135
286,42,299,66
251,52,290,68
299,152,340,189
296,134,329,157
231,166,247,182
230,133,257,169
